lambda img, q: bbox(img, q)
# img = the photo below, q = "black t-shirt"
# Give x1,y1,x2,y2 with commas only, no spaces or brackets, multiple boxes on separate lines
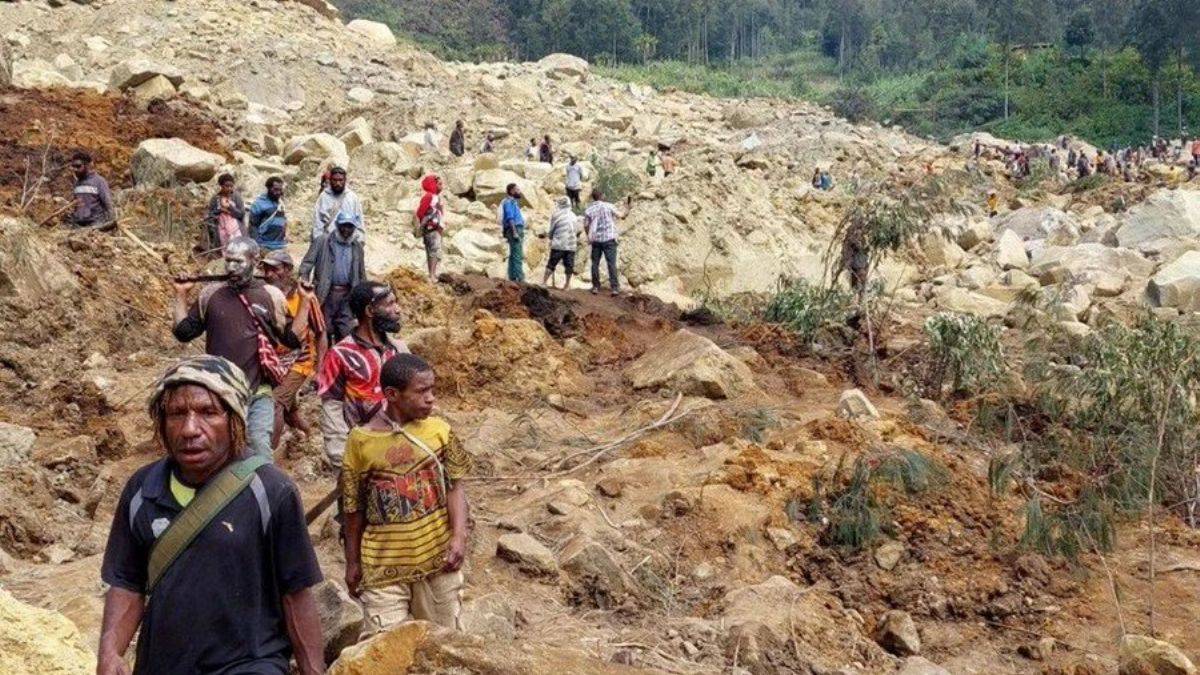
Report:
101,459,323,675
174,281,297,392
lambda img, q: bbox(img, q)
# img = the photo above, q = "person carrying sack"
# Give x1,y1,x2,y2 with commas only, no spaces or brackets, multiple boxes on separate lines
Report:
98,356,325,675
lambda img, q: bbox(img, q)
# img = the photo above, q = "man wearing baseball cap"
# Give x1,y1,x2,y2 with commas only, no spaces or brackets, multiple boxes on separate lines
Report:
261,250,326,448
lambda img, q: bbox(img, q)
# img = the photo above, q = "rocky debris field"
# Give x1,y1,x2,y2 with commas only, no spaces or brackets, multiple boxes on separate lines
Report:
3,0,1200,673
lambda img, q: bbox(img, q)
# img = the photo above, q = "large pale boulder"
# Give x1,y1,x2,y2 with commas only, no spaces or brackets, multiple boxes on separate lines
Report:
1027,243,1153,287
328,621,652,674
496,533,558,576
1119,635,1196,675
934,287,1010,319
472,169,529,207
130,74,177,104
0,217,78,299
346,19,397,47
538,53,589,81
918,232,965,269
283,133,348,167
0,587,95,673
995,229,1028,270
312,580,365,666
12,59,73,89
350,143,420,178
0,422,35,467
109,57,184,90
131,138,224,186
875,610,921,656
624,329,755,399
449,229,504,264
1147,250,1200,312
1115,189,1200,253
291,0,341,19
996,207,1080,244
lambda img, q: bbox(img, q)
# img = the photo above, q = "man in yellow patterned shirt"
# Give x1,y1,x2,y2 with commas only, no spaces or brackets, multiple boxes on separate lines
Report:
341,353,472,631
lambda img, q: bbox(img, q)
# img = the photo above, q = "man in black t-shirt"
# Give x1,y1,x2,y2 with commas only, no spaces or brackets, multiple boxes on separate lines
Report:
172,236,304,461
99,356,324,675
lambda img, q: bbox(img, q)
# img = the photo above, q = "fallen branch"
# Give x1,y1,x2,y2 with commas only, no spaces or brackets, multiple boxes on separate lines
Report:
545,393,689,476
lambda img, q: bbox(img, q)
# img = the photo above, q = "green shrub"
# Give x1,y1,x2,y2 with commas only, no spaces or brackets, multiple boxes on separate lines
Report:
922,312,1005,398
763,278,853,345
822,449,946,551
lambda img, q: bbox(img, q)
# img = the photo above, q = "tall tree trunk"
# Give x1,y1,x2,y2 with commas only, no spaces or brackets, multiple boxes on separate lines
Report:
1003,47,1011,121
1153,75,1161,137
1178,46,1185,137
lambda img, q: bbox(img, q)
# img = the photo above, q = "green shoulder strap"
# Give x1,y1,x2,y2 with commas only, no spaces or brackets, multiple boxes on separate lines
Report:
146,454,271,594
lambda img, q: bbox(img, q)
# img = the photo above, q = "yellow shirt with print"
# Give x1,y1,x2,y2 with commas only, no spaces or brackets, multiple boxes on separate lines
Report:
341,416,472,589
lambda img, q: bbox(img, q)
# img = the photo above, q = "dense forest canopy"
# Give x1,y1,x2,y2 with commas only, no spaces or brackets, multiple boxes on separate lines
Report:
335,0,1200,146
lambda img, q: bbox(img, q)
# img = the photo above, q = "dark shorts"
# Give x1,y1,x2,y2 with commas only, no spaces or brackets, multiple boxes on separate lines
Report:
272,369,310,412
547,249,576,274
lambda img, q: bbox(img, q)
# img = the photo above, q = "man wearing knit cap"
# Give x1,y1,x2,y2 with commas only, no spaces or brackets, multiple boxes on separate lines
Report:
98,356,325,675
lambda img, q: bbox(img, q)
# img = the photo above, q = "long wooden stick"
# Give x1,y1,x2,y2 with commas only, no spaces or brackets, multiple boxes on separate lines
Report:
547,393,688,476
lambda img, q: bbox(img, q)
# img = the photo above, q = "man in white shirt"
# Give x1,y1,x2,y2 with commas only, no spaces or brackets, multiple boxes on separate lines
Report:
583,189,629,296
312,167,363,241
564,156,583,210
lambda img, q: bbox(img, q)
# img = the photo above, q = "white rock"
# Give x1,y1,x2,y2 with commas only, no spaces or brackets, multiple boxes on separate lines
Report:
131,138,224,186
1115,189,1200,254
283,133,348,167
838,389,879,420
1027,243,1154,286
130,74,177,103
935,287,1010,319
346,19,397,47
624,329,756,399
538,53,589,81
995,229,1028,270
346,86,375,104
1119,634,1196,675
496,533,558,576
109,57,184,90
0,422,35,467
1147,250,1200,312
875,610,921,656
12,59,73,89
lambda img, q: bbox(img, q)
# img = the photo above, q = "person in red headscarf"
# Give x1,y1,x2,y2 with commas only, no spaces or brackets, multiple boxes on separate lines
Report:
415,175,445,281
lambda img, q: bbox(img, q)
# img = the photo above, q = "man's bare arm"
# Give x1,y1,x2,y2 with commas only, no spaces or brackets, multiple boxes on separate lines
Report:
282,588,325,675
97,586,144,675
343,510,365,597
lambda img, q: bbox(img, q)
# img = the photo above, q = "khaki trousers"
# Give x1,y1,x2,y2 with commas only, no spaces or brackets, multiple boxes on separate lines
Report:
360,570,464,633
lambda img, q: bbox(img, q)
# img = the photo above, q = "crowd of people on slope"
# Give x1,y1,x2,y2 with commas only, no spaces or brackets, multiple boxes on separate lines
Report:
973,133,1200,184
76,114,672,674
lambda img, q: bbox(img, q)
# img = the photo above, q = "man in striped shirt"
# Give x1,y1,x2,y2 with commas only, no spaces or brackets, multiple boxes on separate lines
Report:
341,354,472,632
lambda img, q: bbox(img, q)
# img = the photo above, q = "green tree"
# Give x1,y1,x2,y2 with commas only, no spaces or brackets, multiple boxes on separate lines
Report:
1064,10,1095,58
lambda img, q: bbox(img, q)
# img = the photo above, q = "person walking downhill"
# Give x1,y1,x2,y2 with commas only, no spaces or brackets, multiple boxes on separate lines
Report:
583,189,628,296
98,356,325,675
312,167,363,241
248,177,289,252
205,173,245,252
541,196,581,289
316,281,409,466
172,237,303,460
342,353,472,632
500,183,527,282
299,213,366,344
260,251,325,449
415,174,446,281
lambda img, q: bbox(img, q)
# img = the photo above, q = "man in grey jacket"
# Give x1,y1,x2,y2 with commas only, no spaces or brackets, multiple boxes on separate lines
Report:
299,212,366,342
540,197,580,289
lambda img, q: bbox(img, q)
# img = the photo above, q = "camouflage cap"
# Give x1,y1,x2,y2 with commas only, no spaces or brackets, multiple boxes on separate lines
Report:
148,355,251,424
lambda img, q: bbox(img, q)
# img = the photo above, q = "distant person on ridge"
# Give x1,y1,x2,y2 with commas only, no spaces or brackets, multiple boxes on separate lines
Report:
526,138,538,161
67,150,115,228
449,120,465,158
312,166,363,241
480,132,495,154
248,177,289,252
661,149,678,177
500,183,527,282
539,135,553,164
415,174,446,281
565,155,583,209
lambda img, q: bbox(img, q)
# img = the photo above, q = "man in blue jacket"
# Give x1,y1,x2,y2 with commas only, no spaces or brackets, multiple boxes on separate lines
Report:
248,177,289,251
500,183,526,282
